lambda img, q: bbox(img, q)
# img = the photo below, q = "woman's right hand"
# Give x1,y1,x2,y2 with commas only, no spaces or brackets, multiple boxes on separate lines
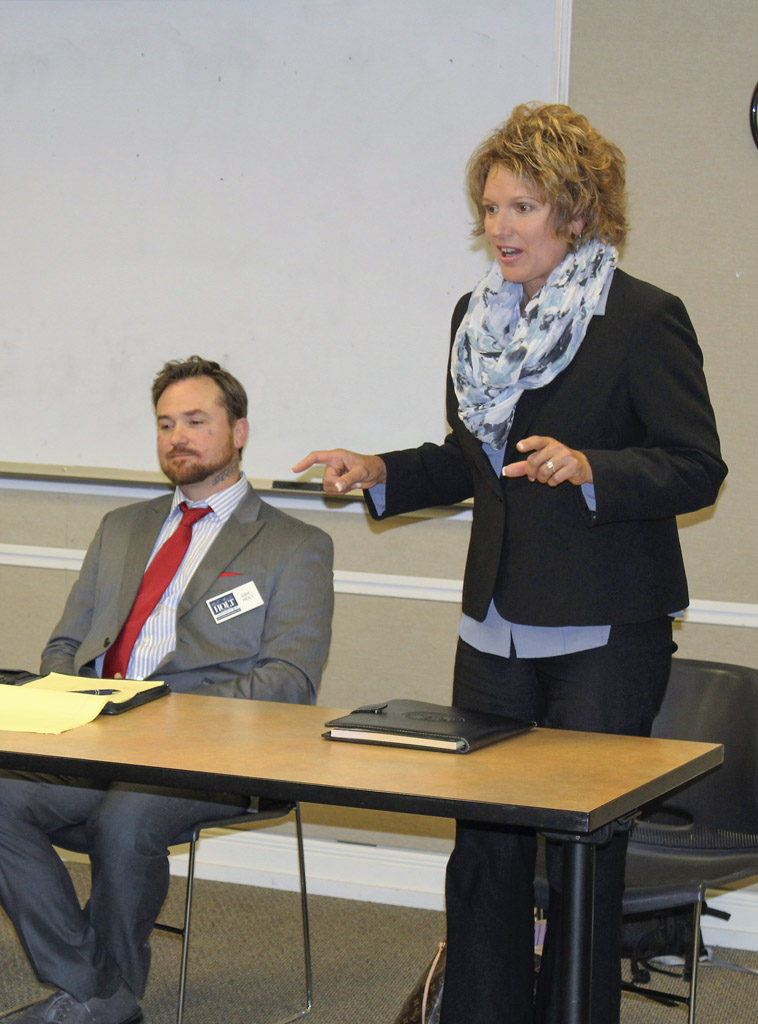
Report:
291,449,387,494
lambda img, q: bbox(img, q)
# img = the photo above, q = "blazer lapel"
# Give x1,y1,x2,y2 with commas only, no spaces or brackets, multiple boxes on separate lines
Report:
504,383,560,461
115,498,172,623
453,418,503,498
177,487,265,616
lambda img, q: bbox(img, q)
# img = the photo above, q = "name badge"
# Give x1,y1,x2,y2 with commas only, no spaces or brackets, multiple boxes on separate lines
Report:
206,581,264,624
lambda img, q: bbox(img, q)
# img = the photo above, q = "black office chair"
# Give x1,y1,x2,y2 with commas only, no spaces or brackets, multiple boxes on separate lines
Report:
1,800,312,1024
534,657,758,1024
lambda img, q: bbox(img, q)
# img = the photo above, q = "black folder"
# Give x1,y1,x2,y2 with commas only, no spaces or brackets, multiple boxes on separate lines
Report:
3,674,170,716
323,700,534,754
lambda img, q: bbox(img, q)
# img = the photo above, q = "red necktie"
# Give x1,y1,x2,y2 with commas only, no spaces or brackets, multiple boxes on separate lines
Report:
103,502,212,678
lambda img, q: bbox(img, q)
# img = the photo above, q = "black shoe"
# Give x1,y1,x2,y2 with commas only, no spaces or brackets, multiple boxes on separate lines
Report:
15,983,142,1023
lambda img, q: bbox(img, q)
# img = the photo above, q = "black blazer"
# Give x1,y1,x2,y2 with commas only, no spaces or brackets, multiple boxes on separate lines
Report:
366,270,727,627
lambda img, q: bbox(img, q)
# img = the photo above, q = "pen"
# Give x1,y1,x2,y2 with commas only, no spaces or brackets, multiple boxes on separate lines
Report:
73,689,118,696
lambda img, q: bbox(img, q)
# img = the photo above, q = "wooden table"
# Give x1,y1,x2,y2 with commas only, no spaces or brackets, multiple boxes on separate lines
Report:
0,695,723,1024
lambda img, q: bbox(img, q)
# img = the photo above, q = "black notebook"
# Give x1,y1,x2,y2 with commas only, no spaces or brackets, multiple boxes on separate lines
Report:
323,700,534,754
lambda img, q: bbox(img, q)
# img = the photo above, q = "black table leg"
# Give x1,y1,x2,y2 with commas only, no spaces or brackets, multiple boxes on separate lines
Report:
560,837,596,1024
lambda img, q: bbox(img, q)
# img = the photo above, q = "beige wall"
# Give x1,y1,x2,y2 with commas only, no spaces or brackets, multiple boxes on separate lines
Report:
1,0,756,847
569,0,757,616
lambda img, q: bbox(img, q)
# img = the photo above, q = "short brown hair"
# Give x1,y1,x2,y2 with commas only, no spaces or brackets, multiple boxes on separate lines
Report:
467,102,628,248
151,356,247,424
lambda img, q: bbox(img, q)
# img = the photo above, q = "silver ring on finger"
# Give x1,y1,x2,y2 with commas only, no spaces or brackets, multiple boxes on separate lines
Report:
545,460,556,474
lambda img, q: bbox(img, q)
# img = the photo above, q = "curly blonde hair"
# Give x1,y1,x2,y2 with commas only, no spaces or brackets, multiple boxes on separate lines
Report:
467,102,628,248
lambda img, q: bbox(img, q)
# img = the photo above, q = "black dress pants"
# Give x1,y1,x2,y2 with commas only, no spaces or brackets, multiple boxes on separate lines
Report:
439,618,675,1024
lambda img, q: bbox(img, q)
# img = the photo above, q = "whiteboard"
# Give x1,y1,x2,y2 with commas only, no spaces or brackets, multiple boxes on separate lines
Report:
0,0,561,480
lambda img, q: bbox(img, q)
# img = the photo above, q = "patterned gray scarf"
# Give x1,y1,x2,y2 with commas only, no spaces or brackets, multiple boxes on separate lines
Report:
451,239,618,448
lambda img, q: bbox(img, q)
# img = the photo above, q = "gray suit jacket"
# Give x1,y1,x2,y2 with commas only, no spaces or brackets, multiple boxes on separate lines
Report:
41,484,334,704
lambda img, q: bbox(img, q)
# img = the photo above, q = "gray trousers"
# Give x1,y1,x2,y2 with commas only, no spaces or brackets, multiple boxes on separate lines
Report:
0,772,245,1001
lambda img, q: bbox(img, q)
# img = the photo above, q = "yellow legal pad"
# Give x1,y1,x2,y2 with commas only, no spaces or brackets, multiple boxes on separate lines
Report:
0,674,167,734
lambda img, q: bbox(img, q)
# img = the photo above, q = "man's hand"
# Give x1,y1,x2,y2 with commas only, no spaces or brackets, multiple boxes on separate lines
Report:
292,449,388,494
502,436,593,487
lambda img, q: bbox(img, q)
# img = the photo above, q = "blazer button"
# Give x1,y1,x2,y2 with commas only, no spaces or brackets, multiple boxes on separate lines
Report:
104,638,111,648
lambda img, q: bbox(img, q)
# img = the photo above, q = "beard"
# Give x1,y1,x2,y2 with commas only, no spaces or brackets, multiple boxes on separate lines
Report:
160,445,239,488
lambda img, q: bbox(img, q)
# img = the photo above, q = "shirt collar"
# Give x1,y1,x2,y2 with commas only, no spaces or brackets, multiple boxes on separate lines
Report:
171,473,248,523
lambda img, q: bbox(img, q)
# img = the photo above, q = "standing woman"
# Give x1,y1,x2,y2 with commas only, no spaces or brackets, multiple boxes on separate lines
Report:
294,103,726,1023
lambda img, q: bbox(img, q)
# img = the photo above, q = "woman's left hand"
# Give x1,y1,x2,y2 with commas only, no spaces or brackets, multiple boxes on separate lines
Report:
502,436,593,486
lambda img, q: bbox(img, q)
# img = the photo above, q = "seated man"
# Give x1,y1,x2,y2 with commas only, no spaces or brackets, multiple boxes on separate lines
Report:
0,356,334,1024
